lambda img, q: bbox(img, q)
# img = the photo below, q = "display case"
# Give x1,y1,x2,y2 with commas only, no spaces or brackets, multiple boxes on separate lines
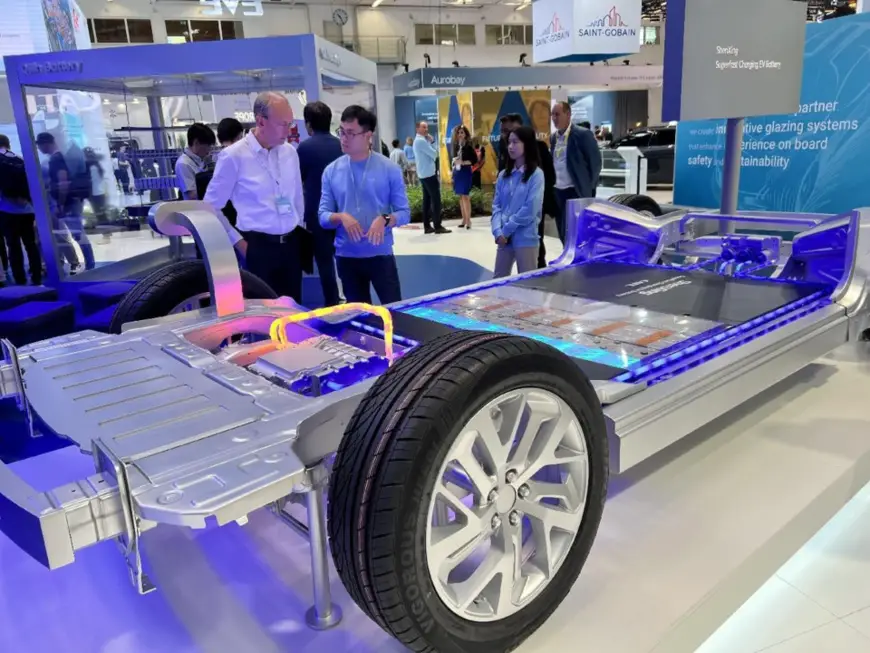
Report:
3,34,378,287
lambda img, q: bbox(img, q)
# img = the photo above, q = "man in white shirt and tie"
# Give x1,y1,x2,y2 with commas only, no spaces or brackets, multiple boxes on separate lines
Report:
204,92,306,303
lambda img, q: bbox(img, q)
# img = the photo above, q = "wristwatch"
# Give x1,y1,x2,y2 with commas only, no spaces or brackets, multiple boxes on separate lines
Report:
381,213,393,227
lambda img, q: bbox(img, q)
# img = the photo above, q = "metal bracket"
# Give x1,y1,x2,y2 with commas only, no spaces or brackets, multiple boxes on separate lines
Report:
92,440,155,595
1,338,36,438
148,201,245,318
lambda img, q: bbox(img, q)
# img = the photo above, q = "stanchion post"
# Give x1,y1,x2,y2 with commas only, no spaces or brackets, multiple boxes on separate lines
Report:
720,117,744,234
304,474,342,630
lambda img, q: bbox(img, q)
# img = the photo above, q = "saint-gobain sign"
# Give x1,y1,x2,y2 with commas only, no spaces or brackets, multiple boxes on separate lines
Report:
20,61,83,76
200,0,264,17
534,0,641,63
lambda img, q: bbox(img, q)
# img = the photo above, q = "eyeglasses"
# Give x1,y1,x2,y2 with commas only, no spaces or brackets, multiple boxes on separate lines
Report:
338,128,369,139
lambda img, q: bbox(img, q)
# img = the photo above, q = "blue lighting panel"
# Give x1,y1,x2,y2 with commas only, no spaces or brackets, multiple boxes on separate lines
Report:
403,306,640,369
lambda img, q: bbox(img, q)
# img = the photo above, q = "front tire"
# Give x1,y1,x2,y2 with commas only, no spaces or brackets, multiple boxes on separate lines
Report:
109,260,277,333
328,331,609,653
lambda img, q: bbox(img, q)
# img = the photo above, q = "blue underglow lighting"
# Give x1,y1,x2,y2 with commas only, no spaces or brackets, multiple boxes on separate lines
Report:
403,306,639,369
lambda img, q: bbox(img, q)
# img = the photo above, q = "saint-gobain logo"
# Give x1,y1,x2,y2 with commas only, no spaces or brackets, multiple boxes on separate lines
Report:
20,61,83,75
429,75,466,86
536,13,570,47
580,5,637,38
408,78,421,89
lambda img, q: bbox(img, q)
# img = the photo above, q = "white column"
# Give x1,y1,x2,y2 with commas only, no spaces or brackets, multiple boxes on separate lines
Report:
647,85,663,125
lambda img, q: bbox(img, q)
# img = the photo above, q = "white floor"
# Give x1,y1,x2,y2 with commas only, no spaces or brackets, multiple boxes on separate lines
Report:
11,187,870,653
699,467,870,653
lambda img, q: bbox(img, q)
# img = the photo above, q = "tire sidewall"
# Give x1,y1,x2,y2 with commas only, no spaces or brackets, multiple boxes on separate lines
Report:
382,349,608,653
110,261,276,332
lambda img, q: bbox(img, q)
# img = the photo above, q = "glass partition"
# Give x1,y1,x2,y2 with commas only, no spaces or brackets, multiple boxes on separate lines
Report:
20,82,307,281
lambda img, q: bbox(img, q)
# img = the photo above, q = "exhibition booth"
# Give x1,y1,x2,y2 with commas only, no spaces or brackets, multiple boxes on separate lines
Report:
393,64,661,185
4,33,378,287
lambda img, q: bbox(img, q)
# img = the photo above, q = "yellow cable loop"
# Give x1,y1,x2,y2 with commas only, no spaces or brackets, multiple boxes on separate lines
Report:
269,303,395,364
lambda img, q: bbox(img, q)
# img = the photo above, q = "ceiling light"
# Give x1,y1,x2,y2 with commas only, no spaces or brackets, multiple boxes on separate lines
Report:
515,0,531,10
372,0,385,7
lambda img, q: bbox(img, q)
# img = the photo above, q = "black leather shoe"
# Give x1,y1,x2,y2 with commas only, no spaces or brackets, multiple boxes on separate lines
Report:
435,226,452,234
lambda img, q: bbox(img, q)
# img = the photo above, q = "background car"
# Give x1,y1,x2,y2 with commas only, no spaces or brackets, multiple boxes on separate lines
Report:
599,124,676,187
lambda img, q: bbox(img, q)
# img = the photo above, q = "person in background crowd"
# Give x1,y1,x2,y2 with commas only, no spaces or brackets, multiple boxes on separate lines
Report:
451,125,477,230
550,101,602,244
115,144,131,194
579,121,592,130
0,134,41,285
297,100,343,306
37,131,95,273
217,117,245,152
491,125,544,278
389,138,409,172
175,123,216,200
319,105,410,305
413,121,450,234
205,92,304,301
403,136,417,185
497,113,556,267
84,147,107,227
471,137,485,189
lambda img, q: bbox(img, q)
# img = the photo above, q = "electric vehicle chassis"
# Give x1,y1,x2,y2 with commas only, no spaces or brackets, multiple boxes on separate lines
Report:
1,198,868,653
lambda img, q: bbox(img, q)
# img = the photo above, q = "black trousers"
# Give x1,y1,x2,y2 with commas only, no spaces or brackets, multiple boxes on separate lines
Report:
537,215,547,268
554,187,581,245
311,224,341,306
244,228,304,304
336,255,402,306
419,175,442,230
0,212,41,285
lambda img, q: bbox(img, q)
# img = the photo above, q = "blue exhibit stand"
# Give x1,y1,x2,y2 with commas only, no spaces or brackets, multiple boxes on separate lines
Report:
674,13,870,212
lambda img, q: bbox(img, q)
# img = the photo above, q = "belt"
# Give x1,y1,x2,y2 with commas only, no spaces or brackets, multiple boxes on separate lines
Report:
245,228,299,244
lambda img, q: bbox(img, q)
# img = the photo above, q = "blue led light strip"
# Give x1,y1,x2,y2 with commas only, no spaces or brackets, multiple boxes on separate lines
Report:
402,306,639,369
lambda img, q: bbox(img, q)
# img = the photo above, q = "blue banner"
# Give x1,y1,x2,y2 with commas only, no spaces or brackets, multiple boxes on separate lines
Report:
674,13,870,213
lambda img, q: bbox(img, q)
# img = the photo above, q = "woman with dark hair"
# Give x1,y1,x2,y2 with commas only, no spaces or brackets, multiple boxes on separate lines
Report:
451,125,477,229
491,125,544,278
471,136,485,189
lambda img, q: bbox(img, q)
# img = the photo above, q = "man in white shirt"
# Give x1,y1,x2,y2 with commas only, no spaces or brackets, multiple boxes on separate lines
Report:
204,92,305,303
175,123,215,200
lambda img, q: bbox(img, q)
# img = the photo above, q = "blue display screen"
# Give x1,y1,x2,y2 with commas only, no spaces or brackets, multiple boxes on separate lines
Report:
403,306,640,369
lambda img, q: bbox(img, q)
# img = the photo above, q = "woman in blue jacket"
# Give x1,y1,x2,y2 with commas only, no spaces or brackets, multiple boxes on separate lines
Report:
491,125,545,278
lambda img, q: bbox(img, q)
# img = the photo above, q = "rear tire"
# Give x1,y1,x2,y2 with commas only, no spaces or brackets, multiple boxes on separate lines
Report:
328,331,609,653
108,260,277,333
608,193,663,217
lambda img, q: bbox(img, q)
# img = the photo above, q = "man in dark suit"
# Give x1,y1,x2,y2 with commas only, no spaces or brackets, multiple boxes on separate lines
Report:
550,101,602,245
498,113,557,267
297,101,343,306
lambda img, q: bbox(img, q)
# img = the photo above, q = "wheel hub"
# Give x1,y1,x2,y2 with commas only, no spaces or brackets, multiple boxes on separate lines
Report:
425,387,590,623
493,484,517,514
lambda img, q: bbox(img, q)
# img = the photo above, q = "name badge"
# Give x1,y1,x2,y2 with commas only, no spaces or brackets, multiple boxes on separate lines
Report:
276,195,293,214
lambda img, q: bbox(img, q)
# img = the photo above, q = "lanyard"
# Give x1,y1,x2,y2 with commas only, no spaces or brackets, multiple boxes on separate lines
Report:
348,154,372,214
554,129,569,160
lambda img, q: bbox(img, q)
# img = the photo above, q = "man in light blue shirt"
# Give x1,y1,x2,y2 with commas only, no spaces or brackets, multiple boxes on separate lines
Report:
319,106,410,305
412,121,450,234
